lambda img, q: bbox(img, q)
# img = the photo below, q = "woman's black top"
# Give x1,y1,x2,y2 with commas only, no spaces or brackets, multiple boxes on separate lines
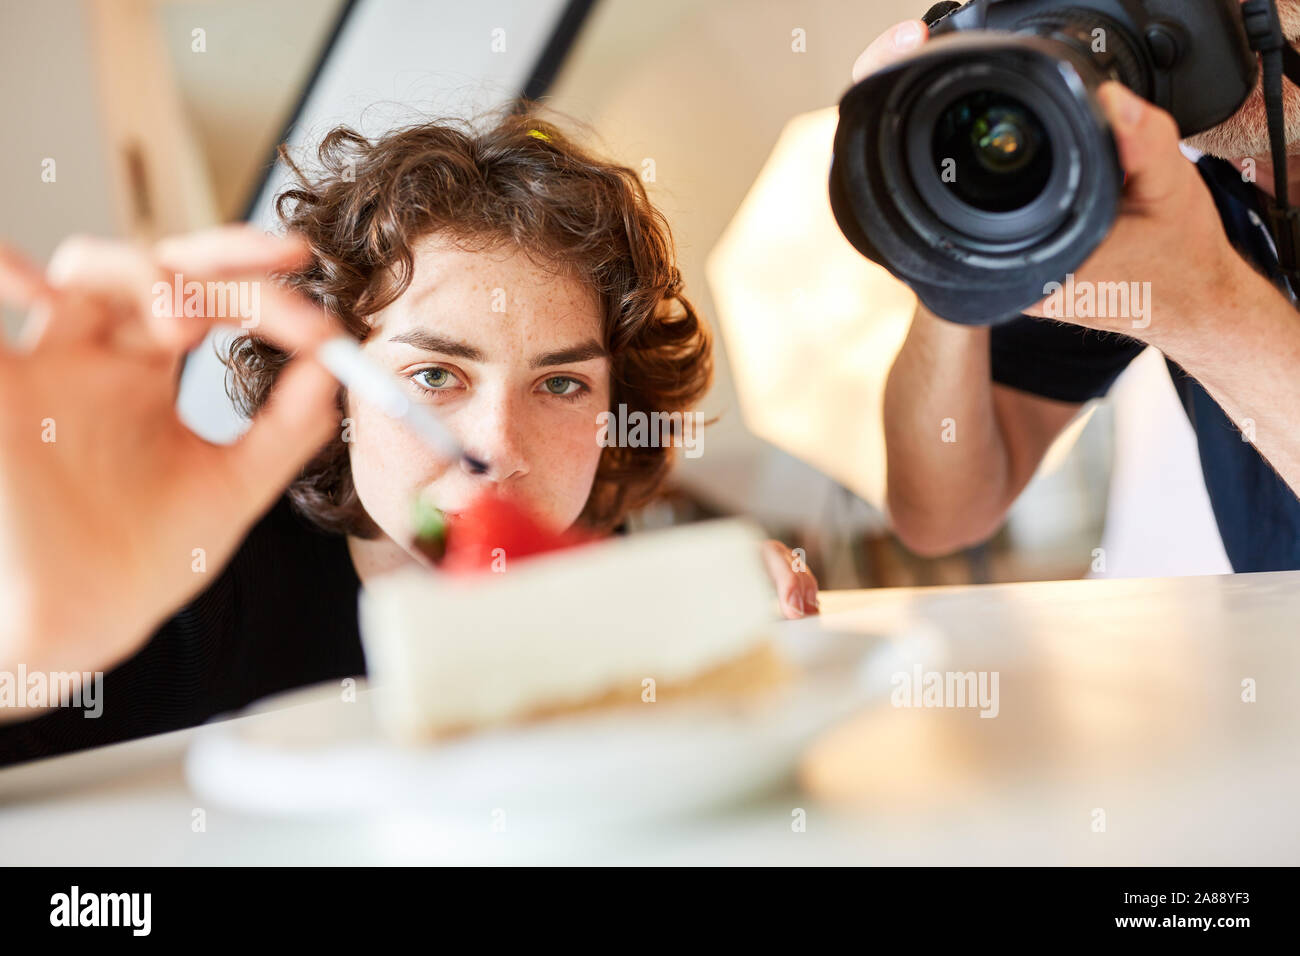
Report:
0,495,366,767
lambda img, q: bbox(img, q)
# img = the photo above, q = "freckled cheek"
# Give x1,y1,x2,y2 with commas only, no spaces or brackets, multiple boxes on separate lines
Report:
347,401,450,535
529,405,606,513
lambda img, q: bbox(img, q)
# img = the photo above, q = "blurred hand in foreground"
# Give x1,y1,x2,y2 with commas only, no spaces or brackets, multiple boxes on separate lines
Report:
0,226,341,691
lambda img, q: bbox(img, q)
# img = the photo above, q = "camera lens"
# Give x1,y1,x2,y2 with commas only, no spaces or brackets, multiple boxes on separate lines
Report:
931,91,1053,214
831,36,1128,323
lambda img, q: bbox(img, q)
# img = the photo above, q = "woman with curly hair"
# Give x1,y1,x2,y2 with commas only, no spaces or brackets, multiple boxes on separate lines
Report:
230,112,714,569
0,109,817,764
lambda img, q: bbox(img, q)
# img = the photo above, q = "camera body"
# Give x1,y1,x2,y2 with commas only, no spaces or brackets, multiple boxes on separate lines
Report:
930,0,1256,136
829,0,1258,324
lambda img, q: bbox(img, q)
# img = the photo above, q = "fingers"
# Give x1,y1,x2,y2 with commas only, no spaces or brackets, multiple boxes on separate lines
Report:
0,245,51,308
1096,82,1186,207
41,235,161,349
238,280,341,353
23,231,337,358
852,19,928,84
222,355,341,516
761,540,821,619
139,268,337,356
42,235,232,355
154,225,312,278
0,244,54,354
785,563,820,619
16,291,118,354
800,565,820,616
149,227,330,354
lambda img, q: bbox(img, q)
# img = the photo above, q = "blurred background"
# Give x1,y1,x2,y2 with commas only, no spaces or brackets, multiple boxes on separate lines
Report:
0,0,1233,589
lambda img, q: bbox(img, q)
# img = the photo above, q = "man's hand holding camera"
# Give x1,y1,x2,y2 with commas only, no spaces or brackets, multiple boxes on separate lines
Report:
856,19,1251,341
1019,81,1251,345
860,16,1300,504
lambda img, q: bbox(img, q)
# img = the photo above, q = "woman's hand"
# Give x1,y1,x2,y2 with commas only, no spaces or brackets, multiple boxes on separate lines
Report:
760,540,820,619
0,226,342,683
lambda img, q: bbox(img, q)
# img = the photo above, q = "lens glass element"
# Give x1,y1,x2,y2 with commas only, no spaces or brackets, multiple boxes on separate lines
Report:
931,91,1053,214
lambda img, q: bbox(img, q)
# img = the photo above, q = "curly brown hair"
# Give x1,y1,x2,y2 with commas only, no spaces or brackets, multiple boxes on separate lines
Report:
224,107,712,537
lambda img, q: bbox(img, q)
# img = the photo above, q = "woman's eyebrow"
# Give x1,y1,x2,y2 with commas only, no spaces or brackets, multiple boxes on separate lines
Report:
530,340,608,368
388,330,484,361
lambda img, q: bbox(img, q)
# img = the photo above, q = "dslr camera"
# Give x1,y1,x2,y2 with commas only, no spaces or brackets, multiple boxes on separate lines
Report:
829,0,1260,324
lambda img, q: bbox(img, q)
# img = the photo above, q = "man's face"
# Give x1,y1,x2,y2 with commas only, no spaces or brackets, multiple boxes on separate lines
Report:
346,235,611,559
1183,0,1300,160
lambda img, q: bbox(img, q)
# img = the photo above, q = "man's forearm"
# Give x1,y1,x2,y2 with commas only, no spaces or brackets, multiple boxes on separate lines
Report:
1148,261,1300,499
883,307,1008,552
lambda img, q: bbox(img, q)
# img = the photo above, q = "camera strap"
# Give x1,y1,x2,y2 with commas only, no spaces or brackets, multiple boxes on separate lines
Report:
1243,0,1300,287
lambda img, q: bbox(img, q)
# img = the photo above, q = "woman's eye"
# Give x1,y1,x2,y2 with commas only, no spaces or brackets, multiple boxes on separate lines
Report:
412,367,459,391
542,376,584,396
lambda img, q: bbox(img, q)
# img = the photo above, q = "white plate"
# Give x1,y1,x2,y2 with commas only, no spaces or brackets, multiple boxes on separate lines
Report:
184,618,888,828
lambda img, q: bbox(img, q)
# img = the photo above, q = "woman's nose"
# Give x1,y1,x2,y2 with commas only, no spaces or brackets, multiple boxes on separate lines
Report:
458,393,529,482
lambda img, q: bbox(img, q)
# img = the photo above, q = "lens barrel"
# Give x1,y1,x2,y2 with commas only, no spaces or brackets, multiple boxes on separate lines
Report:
829,33,1124,324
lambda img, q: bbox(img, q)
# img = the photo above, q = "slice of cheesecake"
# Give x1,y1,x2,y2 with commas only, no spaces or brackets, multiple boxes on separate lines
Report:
358,518,789,741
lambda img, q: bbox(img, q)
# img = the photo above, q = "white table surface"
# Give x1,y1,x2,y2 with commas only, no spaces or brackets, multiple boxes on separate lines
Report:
2,572,1298,865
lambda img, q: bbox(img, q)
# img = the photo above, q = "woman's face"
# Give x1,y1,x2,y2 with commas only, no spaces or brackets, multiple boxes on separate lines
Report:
346,235,611,559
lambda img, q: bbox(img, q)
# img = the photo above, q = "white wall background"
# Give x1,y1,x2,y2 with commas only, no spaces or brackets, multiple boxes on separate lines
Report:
0,0,116,340
177,0,571,444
